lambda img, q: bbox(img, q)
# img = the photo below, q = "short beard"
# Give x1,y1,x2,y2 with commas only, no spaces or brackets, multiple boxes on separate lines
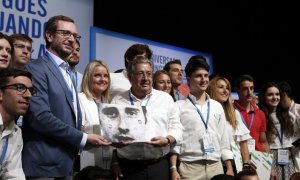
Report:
54,45,72,60
68,60,79,67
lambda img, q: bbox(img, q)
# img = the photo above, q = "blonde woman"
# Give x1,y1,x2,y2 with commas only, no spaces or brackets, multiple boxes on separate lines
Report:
79,60,113,170
207,76,252,173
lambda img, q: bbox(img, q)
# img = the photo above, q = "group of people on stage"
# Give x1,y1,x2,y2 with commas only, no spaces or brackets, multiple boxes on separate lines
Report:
1,14,300,180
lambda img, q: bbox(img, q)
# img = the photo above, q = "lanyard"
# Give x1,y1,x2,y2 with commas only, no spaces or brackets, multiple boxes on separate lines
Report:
0,137,9,166
45,52,74,102
234,105,255,130
274,124,284,146
93,97,103,126
93,97,103,108
188,96,210,130
129,91,150,124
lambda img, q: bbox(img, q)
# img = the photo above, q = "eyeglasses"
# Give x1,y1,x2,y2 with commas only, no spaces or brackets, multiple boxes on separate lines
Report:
134,71,153,78
1,83,37,96
54,30,81,41
13,43,34,53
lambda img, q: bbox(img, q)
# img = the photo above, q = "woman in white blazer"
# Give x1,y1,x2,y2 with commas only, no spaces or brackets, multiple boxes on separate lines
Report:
78,60,113,170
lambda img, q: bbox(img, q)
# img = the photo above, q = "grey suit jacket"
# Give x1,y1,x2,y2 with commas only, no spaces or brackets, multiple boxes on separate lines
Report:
22,55,83,177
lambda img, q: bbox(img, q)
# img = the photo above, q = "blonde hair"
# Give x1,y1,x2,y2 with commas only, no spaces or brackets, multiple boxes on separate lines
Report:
207,76,237,129
81,60,111,103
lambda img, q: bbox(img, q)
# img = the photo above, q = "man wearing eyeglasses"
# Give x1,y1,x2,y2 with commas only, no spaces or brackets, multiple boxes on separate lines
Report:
22,15,111,179
0,68,36,180
9,34,33,70
110,43,153,101
110,56,182,180
9,34,33,127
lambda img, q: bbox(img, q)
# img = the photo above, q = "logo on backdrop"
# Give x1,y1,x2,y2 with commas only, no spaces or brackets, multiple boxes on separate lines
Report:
152,53,176,71
0,0,48,58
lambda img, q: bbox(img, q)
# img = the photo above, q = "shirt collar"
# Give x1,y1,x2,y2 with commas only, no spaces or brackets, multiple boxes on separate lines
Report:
188,92,210,104
129,88,153,102
46,50,68,68
234,100,256,112
0,113,18,138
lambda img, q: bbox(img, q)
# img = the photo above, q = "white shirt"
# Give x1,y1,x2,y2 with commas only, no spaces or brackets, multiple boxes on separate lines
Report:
0,114,25,180
289,101,300,172
174,94,233,162
111,89,183,160
290,100,300,118
289,101,300,141
110,70,131,101
78,93,114,170
269,112,293,149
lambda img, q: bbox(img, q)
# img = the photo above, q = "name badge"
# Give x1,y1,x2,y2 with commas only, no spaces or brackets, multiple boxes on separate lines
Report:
230,142,243,173
247,138,255,153
102,146,112,161
203,133,215,153
277,149,289,165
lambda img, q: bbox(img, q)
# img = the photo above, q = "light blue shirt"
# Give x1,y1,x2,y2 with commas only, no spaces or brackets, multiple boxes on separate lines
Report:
46,51,87,149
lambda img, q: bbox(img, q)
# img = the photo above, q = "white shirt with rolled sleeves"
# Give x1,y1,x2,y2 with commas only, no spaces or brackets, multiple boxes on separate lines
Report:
289,101,300,141
173,94,233,162
289,101,300,171
110,88,183,160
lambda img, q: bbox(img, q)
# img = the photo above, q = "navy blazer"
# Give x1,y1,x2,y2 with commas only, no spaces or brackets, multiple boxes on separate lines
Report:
22,55,83,177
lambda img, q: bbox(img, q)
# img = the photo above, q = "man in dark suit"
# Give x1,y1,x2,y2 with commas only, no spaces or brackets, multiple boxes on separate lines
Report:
22,15,111,179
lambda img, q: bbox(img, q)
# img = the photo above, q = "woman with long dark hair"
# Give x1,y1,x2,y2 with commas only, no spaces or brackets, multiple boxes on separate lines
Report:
258,82,296,180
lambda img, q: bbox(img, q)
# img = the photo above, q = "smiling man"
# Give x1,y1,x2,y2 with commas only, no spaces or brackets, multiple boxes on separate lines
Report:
170,58,233,180
0,68,36,179
163,59,185,101
110,56,182,180
110,43,153,101
22,15,110,179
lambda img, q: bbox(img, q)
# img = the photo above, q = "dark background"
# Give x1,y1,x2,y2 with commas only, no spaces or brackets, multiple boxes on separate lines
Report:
94,1,300,101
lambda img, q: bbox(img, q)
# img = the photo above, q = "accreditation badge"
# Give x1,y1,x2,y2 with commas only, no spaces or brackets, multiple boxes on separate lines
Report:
247,138,255,153
102,146,111,161
203,133,215,153
277,149,289,165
